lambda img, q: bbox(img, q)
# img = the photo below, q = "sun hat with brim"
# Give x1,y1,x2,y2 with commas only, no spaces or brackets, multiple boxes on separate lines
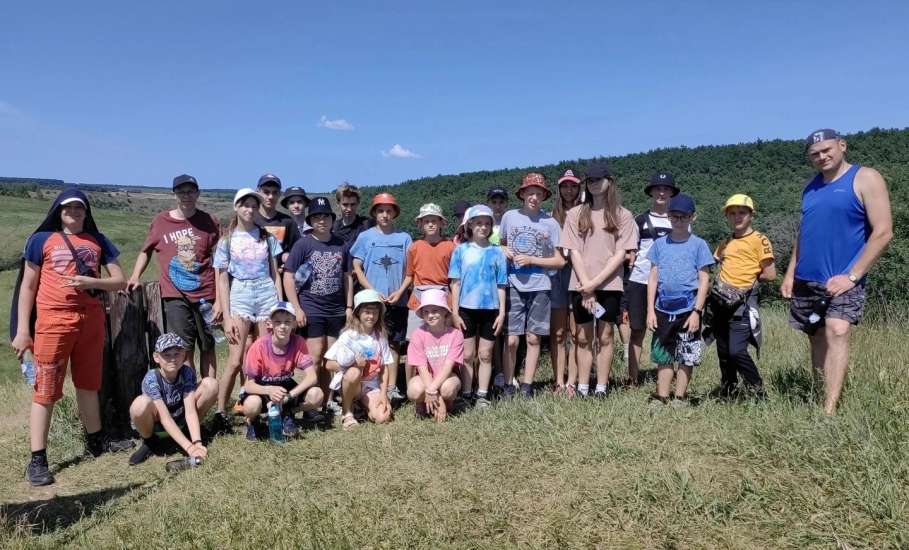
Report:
723,194,755,213
269,301,297,318
305,196,336,223
557,170,581,186
644,171,680,196
415,203,446,223
155,332,189,353
515,172,552,200
369,193,400,218
59,197,87,207
233,188,263,207
353,289,385,312
280,186,309,209
416,288,451,318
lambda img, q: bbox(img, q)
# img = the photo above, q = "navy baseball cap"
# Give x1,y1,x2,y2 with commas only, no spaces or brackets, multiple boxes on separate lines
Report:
172,174,199,191
257,173,282,189
804,128,841,150
584,161,613,180
668,193,696,215
486,187,508,200
644,171,680,196
452,200,473,219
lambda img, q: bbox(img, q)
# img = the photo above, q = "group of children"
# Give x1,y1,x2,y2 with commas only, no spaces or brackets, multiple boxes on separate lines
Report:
129,160,777,466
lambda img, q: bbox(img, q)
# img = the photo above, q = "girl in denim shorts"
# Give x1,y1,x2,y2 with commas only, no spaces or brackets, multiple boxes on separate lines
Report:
212,188,283,422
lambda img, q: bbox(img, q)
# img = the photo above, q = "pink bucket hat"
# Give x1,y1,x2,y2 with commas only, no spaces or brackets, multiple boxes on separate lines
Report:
417,288,451,318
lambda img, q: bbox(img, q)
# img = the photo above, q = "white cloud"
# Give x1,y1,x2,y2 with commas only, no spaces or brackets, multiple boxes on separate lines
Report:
318,115,354,131
381,143,422,159
0,100,21,116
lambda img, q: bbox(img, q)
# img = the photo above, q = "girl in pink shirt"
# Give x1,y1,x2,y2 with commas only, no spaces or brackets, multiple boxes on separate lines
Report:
406,289,463,422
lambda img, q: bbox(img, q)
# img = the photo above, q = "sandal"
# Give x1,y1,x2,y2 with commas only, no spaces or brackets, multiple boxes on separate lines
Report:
341,413,359,431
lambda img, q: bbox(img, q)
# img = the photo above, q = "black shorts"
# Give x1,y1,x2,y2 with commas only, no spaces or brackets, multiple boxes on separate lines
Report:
623,281,648,331
460,308,498,341
163,298,214,353
570,290,622,325
301,314,345,339
384,305,409,346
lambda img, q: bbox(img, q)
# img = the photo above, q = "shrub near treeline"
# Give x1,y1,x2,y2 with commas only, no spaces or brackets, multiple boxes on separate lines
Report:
359,127,908,310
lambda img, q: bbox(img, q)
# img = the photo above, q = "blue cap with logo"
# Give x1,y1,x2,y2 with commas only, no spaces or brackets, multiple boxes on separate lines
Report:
804,128,840,150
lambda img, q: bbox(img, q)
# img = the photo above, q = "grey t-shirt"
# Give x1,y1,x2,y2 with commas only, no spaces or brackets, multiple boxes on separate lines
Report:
499,208,561,292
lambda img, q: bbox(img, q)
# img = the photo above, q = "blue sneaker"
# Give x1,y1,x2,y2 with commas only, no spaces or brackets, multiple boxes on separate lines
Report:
282,416,299,438
245,422,258,442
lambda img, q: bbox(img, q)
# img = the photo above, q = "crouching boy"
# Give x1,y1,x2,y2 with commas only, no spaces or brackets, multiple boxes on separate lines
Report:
129,333,218,465
241,301,323,440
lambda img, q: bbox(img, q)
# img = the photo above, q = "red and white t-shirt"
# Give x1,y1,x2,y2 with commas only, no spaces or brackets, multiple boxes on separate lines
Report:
243,334,313,384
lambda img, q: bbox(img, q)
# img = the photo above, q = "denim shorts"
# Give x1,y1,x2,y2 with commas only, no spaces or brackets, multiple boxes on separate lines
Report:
229,276,278,322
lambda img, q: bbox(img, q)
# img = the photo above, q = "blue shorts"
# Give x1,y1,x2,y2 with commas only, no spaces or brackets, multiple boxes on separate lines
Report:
230,276,278,322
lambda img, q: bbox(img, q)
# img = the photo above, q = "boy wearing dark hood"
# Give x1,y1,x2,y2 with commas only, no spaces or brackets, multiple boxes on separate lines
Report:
10,189,127,486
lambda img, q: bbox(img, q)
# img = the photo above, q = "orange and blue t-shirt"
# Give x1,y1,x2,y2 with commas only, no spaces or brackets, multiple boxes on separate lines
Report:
24,231,119,310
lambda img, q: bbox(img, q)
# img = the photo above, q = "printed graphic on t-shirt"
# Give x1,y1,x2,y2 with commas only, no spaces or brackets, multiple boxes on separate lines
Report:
166,230,203,291
372,244,406,275
308,250,344,296
49,244,98,275
506,225,554,275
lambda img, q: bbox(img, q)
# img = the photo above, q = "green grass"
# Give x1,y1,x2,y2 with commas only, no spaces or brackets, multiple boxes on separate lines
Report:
0,309,906,548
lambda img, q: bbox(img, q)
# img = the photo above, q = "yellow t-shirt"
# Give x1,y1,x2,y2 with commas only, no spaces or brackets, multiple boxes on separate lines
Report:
715,231,774,288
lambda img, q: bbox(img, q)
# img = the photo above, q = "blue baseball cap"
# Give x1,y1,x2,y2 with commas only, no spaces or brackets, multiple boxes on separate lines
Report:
668,193,696,215
804,128,841,150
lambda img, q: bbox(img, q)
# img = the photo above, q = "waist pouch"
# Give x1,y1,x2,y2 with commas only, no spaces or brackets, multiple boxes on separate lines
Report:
709,280,750,310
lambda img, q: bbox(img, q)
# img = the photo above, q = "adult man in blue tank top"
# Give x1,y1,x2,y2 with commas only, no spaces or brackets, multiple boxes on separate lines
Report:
780,129,893,415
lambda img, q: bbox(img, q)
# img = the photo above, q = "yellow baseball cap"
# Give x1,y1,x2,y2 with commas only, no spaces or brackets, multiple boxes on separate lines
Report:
723,194,755,213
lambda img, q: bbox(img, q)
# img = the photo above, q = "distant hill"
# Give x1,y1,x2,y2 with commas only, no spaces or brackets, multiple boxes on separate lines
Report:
358,127,908,308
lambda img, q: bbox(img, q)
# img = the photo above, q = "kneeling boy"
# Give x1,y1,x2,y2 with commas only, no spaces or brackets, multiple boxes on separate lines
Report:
129,333,218,465
241,301,323,440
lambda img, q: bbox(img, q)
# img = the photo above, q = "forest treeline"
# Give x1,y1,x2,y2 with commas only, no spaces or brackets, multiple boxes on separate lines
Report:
360,127,908,309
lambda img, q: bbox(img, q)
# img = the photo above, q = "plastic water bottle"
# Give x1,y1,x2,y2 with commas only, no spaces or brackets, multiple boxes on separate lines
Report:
165,456,203,473
267,403,285,443
197,299,226,343
21,350,36,386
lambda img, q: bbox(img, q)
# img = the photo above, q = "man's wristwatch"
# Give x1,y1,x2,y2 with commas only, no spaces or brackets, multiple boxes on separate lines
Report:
847,272,859,284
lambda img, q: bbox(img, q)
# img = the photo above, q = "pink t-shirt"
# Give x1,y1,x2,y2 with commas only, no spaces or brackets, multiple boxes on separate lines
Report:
243,334,313,384
407,325,464,376
559,206,638,292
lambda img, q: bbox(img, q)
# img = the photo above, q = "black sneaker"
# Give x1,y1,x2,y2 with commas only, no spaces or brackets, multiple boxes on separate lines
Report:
211,411,233,435
519,383,534,398
85,433,106,458
128,443,155,466
106,436,136,454
26,456,54,486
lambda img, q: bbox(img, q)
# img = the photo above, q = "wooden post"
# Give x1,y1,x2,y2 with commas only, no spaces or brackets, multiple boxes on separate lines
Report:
99,282,164,437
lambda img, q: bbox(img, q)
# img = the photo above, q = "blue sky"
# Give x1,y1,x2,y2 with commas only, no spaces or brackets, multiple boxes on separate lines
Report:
2,1,908,192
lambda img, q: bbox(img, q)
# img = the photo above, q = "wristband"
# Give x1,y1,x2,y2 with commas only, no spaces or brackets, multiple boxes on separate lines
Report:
426,389,439,396
192,440,202,445
693,308,703,315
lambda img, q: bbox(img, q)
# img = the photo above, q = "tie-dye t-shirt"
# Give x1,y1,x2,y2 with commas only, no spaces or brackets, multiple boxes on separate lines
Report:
448,242,507,310
213,228,283,281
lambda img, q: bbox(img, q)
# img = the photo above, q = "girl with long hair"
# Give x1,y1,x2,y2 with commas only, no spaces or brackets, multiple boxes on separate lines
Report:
550,170,582,396
212,188,283,428
558,162,639,397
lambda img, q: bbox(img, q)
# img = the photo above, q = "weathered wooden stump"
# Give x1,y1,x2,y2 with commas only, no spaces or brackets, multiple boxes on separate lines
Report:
99,282,164,437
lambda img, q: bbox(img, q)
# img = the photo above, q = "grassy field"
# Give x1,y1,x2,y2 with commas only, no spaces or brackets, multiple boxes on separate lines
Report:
0,309,906,548
0,194,906,548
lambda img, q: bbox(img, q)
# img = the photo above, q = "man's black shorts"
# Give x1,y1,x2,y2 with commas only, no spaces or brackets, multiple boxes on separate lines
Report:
163,298,214,353
384,305,409,346
623,281,648,331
